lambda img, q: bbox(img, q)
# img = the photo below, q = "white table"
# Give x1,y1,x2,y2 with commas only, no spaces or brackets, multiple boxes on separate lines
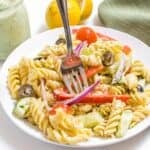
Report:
0,0,149,150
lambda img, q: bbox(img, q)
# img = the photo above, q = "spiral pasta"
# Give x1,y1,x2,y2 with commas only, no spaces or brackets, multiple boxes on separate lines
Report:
94,74,112,84
29,56,62,72
89,40,123,54
46,80,63,90
27,98,50,134
98,103,112,118
130,106,150,128
104,100,125,137
130,60,145,76
128,92,147,106
18,58,30,85
72,104,93,115
144,68,150,83
28,68,61,83
48,108,92,144
93,121,106,137
80,54,102,67
8,66,21,99
47,127,91,144
108,85,126,95
144,85,150,103
38,45,66,58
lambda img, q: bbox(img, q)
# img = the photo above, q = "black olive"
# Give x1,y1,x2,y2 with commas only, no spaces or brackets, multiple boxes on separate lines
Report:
102,51,114,66
33,56,47,61
55,38,66,45
18,84,36,98
137,84,144,92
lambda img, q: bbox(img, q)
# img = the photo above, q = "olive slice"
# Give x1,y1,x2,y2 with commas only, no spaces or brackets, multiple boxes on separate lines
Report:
137,84,144,92
55,38,66,45
18,84,35,98
33,56,47,61
102,51,114,66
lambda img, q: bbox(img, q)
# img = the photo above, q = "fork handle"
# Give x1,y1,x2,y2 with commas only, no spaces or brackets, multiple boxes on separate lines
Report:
56,0,73,55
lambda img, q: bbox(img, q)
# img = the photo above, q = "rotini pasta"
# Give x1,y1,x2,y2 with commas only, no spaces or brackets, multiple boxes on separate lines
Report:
128,92,147,106
8,66,21,99
108,85,126,95
38,45,66,58
130,106,150,128
144,68,150,83
130,60,145,77
30,56,62,72
18,57,30,85
93,121,106,137
28,68,61,83
48,108,92,144
72,104,93,115
80,54,102,67
26,98,50,134
104,100,125,137
98,103,112,118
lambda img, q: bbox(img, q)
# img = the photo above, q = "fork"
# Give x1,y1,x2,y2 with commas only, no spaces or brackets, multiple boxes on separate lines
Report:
56,0,88,94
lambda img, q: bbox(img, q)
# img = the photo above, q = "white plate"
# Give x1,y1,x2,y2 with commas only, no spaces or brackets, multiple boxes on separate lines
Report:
0,26,150,148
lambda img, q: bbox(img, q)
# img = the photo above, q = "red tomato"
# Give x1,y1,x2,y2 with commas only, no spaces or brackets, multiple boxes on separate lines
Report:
76,27,97,44
122,45,132,55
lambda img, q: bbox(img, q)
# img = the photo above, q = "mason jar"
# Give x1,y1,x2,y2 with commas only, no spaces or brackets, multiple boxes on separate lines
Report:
0,0,30,60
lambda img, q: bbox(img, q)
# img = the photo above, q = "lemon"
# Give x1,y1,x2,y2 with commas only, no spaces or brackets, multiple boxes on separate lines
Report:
45,0,81,28
77,0,93,20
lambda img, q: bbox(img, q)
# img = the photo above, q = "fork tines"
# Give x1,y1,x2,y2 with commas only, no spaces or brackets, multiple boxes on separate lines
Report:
62,66,88,94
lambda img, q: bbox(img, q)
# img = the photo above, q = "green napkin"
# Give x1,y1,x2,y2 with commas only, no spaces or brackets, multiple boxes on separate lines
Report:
98,0,150,45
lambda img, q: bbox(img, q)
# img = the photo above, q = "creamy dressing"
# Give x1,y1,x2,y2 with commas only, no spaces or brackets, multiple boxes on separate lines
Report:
0,0,30,60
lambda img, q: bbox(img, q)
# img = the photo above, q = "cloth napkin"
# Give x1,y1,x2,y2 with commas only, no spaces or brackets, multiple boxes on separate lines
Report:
98,0,150,45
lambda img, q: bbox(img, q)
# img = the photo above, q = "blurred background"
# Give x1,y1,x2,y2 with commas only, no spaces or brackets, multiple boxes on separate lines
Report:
0,0,149,60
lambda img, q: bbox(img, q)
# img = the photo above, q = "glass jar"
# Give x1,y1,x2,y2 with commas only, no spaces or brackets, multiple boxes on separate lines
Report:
0,0,30,60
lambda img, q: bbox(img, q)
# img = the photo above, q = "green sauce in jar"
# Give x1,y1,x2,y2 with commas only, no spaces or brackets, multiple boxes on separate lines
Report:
0,0,30,60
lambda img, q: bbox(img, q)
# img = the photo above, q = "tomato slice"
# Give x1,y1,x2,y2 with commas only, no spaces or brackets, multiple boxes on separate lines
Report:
76,27,97,44
122,45,132,55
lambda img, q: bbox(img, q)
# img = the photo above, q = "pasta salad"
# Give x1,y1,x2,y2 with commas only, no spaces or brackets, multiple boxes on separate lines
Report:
7,27,150,145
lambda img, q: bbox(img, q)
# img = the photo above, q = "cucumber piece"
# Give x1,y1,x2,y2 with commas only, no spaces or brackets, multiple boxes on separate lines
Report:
78,111,103,128
13,98,31,118
116,110,133,137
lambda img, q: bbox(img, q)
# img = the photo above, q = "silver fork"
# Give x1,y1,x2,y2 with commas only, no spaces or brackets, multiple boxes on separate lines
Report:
56,0,88,94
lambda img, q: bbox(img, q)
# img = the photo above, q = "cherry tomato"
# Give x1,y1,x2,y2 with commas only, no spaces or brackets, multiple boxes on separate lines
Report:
122,45,132,55
76,27,97,44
